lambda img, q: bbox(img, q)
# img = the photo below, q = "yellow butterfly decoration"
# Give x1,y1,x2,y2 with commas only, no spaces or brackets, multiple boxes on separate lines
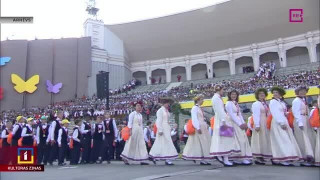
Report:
11,74,40,93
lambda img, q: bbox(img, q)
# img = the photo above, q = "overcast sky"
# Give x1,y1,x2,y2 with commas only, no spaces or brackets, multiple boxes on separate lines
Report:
1,0,228,40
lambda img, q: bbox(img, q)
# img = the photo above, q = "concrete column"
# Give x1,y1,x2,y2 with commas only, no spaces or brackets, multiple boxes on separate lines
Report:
185,58,192,81
146,68,151,85
206,54,213,78
306,34,317,63
277,39,287,68
166,68,171,83
228,50,236,75
251,44,260,71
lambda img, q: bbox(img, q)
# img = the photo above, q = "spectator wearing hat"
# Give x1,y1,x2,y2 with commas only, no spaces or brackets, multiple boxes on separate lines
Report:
182,94,211,165
250,88,272,164
21,117,34,146
292,86,316,166
149,97,178,165
269,86,302,166
57,119,70,166
226,90,253,165
36,116,50,165
210,85,240,167
121,101,149,165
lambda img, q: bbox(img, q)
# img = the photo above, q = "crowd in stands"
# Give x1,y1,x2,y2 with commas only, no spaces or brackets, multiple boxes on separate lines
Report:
109,79,140,95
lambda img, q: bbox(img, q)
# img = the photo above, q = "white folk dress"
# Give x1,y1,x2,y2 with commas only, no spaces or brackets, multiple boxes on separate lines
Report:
182,104,211,160
292,97,316,161
210,93,240,157
121,111,149,162
251,101,272,159
149,106,178,160
269,98,302,162
226,101,252,160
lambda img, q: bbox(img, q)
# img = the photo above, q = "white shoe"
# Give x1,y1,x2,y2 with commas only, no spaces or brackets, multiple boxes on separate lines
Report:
223,160,233,166
301,162,311,167
242,159,252,165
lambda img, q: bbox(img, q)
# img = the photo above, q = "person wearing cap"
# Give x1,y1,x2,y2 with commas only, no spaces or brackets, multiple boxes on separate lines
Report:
21,118,35,146
210,85,240,167
48,111,63,165
292,86,316,166
149,97,178,165
251,88,272,164
101,111,118,164
80,117,92,164
36,116,50,165
182,94,211,165
269,86,302,166
70,119,82,165
226,90,253,165
90,116,104,164
12,116,24,147
121,101,149,165
57,119,70,166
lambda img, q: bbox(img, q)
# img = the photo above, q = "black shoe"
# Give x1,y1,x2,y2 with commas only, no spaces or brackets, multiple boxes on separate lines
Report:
233,161,242,165
49,162,53,166
123,160,130,165
200,162,210,165
254,160,266,165
149,157,156,165
223,162,234,167
193,160,196,164
80,161,86,165
107,161,111,164
140,162,149,165
58,163,65,166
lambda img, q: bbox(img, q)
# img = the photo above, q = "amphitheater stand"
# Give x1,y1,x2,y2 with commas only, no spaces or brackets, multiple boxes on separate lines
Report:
166,82,183,91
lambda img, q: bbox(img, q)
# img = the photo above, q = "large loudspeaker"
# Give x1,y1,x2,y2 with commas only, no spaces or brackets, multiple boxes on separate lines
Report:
96,71,109,109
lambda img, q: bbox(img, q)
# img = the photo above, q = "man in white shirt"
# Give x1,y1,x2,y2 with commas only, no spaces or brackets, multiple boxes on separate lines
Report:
101,111,118,164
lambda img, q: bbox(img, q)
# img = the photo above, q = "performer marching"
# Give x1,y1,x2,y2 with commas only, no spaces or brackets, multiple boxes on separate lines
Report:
210,85,240,167
269,86,302,166
90,116,104,164
226,90,252,165
80,118,92,164
149,98,178,165
102,111,118,164
21,118,35,146
250,88,272,164
12,116,24,147
121,101,149,165
36,116,50,165
292,86,316,166
48,111,63,165
182,94,211,165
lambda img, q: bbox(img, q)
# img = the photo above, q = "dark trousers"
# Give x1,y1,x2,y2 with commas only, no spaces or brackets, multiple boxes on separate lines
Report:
173,140,180,153
145,142,151,153
71,142,81,164
58,143,68,165
12,139,18,147
37,143,50,164
81,137,91,163
115,140,125,160
102,135,114,161
0,146,11,165
49,142,59,164
90,139,103,162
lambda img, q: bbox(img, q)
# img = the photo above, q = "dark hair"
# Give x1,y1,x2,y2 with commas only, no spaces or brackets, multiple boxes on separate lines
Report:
146,121,151,126
74,119,82,125
271,86,286,96
255,88,268,100
312,100,318,105
227,90,239,102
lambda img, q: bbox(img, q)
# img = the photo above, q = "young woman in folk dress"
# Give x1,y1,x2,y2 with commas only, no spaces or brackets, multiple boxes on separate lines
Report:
251,88,272,164
226,90,252,165
269,86,302,166
210,85,240,167
121,101,149,165
182,94,211,165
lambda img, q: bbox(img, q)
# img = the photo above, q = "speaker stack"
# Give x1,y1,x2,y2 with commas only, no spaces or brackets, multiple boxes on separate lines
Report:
96,71,109,109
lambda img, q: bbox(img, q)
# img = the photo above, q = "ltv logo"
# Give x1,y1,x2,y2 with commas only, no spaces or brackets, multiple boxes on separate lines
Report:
17,148,34,164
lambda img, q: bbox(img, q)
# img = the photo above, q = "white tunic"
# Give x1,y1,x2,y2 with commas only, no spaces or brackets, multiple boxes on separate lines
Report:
269,98,302,162
121,111,149,162
226,101,252,160
209,93,240,157
149,106,178,160
182,105,211,160
292,97,316,160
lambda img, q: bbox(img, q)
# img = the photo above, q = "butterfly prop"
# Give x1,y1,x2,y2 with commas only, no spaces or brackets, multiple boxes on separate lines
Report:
46,80,63,94
0,87,3,100
11,74,40,93
0,57,11,66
